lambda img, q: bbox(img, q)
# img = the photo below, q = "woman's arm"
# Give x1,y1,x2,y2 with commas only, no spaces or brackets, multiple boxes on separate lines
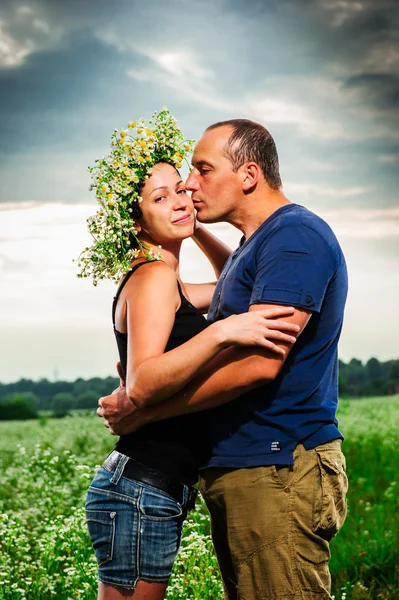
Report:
99,307,309,436
184,223,233,312
123,262,299,408
191,222,232,278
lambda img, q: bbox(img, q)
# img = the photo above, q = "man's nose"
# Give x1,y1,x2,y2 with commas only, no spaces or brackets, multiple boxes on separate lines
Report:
186,170,199,191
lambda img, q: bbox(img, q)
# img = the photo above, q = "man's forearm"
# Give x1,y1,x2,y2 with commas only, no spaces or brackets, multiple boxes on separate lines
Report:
105,305,309,436
139,346,280,426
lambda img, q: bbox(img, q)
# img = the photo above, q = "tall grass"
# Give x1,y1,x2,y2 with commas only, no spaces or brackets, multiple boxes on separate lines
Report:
0,396,398,599
329,397,399,599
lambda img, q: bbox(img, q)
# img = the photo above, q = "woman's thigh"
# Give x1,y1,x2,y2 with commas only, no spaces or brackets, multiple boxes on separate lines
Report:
98,580,168,600
85,465,187,592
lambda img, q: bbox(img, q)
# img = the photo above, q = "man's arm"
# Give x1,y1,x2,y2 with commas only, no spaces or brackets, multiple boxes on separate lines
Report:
99,305,311,435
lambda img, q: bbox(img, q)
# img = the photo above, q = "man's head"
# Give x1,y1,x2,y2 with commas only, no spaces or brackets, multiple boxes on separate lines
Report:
186,119,282,224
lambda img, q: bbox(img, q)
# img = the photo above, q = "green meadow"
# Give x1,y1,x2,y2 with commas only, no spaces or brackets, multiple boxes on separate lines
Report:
0,396,398,599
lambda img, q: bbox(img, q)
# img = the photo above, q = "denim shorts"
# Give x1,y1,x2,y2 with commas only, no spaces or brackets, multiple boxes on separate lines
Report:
85,454,190,589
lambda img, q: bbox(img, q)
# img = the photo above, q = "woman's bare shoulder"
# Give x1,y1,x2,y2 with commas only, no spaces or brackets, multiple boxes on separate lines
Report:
123,260,178,299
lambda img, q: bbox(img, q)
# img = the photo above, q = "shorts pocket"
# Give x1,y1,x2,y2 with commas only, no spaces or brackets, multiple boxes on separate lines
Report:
273,464,295,487
313,445,348,540
140,486,183,521
86,509,116,566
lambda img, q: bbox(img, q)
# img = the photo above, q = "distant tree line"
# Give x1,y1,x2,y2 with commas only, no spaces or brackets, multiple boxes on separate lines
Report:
339,358,399,397
0,376,118,420
0,358,399,420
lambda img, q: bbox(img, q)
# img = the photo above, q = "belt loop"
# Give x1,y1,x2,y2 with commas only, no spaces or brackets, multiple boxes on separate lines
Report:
110,453,129,485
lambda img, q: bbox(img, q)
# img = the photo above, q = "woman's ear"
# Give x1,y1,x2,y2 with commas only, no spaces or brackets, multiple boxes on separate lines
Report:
240,162,260,192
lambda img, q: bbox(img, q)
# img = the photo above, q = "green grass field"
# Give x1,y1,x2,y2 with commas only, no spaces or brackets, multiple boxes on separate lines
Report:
0,396,398,599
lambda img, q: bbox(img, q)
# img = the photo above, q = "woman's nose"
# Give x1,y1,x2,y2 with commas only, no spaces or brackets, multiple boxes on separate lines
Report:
173,192,189,210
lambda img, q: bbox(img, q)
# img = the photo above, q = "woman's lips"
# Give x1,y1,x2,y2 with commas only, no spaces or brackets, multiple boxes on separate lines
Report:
173,214,191,224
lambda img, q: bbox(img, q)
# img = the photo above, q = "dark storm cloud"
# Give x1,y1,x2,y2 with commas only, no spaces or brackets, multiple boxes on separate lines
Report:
343,74,399,111
0,0,397,206
0,35,152,154
252,0,399,115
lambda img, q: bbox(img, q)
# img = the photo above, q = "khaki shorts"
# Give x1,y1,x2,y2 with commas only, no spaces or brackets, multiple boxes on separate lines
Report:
199,439,348,600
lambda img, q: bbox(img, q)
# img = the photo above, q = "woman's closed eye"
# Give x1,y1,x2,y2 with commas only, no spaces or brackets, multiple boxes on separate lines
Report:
154,195,167,203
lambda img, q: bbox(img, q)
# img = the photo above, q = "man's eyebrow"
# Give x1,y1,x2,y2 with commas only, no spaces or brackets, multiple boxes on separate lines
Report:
193,160,213,167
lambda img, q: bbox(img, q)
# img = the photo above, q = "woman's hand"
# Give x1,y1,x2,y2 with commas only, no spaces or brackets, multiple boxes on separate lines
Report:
192,209,200,233
215,306,300,355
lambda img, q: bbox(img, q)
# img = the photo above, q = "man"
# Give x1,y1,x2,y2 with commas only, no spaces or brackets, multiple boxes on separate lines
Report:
98,119,348,600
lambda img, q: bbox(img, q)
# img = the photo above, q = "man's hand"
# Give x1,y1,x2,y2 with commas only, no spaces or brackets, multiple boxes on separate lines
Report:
97,384,134,426
97,386,148,436
96,362,147,436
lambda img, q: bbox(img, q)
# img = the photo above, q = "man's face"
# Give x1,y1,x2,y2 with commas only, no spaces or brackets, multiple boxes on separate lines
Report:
185,126,241,224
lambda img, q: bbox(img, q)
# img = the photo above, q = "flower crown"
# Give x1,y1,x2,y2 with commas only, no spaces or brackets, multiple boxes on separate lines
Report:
76,107,194,285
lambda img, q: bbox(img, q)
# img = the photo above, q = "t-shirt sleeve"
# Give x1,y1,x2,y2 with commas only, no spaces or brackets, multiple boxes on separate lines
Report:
249,224,337,313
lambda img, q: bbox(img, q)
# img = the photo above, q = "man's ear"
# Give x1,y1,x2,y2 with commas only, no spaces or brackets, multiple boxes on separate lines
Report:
240,162,260,192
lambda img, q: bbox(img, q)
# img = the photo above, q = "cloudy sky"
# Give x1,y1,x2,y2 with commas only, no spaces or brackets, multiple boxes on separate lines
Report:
1,0,398,382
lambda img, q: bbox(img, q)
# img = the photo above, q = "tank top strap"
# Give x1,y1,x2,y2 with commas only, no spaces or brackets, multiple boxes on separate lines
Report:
112,261,152,325
176,279,194,308
176,278,184,299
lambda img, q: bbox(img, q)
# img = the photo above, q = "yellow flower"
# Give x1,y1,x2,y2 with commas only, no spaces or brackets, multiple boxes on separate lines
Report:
108,201,115,207
120,131,126,138
185,144,191,150
140,140,146,148
113,162,118,168
107,193,113,199
137,128,143,134
138,156,144,163
101,185,107,192
131,121,137,128
146,156,151,161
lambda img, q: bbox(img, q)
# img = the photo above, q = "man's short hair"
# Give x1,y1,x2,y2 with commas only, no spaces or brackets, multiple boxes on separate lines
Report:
206,119,282,190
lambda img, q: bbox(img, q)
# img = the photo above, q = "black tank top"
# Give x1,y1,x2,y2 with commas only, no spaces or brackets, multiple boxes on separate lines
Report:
112,261,211,486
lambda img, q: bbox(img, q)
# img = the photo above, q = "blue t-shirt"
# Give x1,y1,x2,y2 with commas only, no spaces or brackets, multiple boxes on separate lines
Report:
206,203,348,468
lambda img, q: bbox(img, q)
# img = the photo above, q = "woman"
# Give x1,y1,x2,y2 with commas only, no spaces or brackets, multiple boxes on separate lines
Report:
80,109,298,600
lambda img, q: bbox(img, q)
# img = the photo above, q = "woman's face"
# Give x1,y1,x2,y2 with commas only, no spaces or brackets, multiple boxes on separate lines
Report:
137,162,194,245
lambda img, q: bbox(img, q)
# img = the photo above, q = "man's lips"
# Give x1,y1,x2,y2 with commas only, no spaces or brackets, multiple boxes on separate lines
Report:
173,214,191,224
